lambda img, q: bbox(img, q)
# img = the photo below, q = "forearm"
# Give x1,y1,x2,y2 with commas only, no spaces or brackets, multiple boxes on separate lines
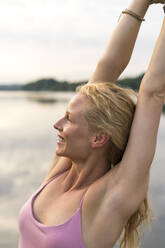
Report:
98,0,150,81
142,17,165,99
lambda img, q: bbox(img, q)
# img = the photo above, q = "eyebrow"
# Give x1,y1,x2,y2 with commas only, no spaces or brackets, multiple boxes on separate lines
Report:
66,110,73,118
66,110,71,115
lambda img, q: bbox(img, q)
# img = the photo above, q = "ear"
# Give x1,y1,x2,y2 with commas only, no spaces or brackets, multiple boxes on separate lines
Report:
91,133,110,148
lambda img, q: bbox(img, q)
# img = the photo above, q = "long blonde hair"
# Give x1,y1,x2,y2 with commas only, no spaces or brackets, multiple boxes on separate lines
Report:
76,81,152,248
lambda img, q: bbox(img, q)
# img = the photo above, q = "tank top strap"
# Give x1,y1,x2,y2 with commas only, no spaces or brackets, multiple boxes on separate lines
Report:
42,169,68,187
42,172,89,210
79,188,89,208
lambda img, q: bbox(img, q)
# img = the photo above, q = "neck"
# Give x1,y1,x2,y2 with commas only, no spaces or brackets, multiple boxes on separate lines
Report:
61,152,110,192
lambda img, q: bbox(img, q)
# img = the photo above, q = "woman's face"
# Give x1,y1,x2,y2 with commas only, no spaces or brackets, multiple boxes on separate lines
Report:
54,93,93,161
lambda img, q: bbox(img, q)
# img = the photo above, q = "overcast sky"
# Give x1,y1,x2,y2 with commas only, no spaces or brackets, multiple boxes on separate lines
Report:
0,0,164,84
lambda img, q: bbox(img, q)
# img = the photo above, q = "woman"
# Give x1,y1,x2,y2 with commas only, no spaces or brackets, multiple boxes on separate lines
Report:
18,0,165,247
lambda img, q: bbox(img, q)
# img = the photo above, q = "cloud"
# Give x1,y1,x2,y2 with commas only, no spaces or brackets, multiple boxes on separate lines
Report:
0,0,164,83
0,176,14,196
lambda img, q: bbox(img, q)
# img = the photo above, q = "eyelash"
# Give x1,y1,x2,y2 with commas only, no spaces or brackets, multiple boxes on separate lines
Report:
66,114,71,121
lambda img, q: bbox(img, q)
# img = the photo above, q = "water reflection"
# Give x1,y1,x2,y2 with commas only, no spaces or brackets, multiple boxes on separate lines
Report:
23,91,74,105
26,96,58,104
0,91,165,248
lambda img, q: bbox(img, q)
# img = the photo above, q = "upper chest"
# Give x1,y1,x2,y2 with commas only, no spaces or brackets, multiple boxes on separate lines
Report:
32,172,124,248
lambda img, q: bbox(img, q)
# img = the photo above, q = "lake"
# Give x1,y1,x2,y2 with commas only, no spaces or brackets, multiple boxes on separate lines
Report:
0,91,165,248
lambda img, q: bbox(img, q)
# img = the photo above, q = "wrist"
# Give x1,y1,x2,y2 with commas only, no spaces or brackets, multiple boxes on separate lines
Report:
128,0,150,18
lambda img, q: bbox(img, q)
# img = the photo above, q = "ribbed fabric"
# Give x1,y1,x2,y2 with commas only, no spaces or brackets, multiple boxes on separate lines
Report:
18,171,87,248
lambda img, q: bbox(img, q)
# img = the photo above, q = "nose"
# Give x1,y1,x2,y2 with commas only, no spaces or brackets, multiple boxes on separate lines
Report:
53,118,63,131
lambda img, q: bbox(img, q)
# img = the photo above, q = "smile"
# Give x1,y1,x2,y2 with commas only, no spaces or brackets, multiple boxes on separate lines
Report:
57,135,65,144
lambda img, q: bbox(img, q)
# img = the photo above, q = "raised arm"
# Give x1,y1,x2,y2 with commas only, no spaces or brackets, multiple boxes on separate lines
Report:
142,16,165,96
108,13,165,217
88,0,155,83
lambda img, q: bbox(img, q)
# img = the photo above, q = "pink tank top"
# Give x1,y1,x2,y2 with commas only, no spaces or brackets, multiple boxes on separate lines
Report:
18,171,87,248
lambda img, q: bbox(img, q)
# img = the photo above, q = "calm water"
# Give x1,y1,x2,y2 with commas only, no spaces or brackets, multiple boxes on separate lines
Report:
0,91,165,248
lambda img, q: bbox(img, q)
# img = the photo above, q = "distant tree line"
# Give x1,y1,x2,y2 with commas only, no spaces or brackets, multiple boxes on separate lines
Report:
22,74,145,92
117,74,144,91
1,74,165,112
21,74,165,113
0,84,22,90
22,78,84,91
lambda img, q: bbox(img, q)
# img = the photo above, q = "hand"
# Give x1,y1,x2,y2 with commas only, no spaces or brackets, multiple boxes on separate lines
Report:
150,0,165,4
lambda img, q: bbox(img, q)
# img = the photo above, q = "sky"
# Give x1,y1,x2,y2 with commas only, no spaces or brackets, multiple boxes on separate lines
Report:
0,0,164,84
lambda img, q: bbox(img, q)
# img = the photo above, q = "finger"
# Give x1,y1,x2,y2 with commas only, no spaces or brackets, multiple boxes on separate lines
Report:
150,0,165,4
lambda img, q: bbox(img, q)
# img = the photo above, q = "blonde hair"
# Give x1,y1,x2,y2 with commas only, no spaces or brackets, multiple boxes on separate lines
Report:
76,81,152,248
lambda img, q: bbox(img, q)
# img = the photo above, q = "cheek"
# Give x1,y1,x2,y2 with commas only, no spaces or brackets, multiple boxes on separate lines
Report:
64,125,91,143
63,126,76,138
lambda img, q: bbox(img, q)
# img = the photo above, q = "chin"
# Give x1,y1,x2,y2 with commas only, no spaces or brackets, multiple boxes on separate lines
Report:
56,150,63,156
56,149,73,161
55,147,66,157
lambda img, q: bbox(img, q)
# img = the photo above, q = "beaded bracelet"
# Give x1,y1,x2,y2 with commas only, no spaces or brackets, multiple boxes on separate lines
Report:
122,9,145,22
119,6,165,23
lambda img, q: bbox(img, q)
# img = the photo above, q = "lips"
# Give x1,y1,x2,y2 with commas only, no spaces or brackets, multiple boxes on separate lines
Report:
57,134,65,144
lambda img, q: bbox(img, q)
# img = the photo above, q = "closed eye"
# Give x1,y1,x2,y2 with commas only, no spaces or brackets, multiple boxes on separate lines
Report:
65,113,71,121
